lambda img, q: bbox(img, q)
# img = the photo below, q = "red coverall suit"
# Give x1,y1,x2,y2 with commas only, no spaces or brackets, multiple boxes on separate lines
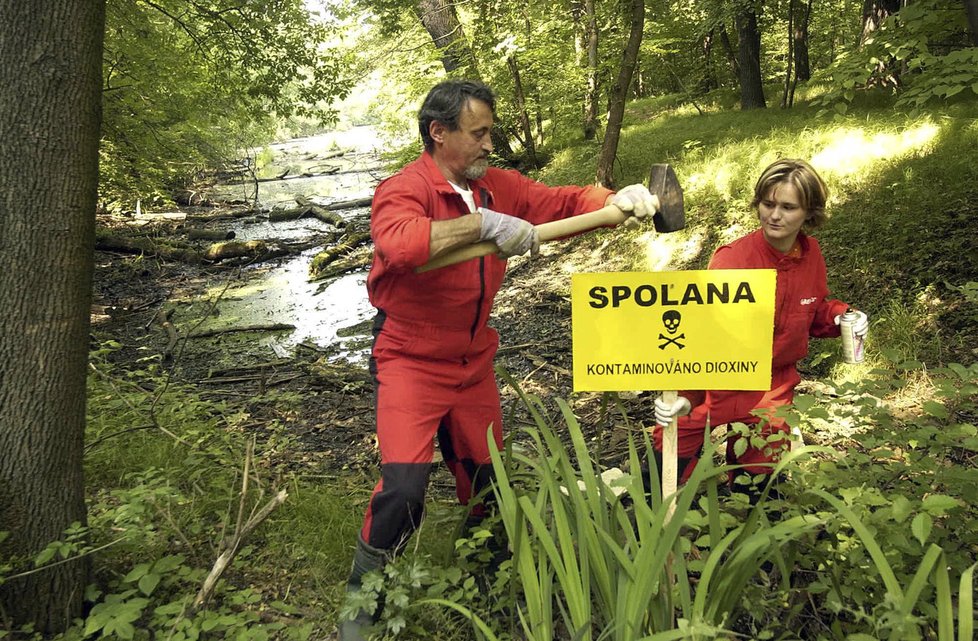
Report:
362,151,612,550
654,229,849,478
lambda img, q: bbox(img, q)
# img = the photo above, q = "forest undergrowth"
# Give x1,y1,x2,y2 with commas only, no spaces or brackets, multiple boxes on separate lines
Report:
6,91,978,641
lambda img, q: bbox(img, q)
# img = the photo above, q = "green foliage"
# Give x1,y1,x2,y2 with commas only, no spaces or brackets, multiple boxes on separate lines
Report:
812,0,976,116
99,0,354,208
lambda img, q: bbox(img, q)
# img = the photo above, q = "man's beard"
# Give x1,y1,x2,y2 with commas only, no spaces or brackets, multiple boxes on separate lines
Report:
464,158,489,180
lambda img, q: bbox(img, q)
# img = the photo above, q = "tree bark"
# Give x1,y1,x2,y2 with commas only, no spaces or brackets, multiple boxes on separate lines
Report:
965,0,978,46
596,0,644,188
0,0,105,633
736,5,767,110
414,0,474,74
781,0,795,108
570,0,600,139
507,56,538,167
793,0,813,81
413,0,514,160
719,24,741,80
860,0,903,45
700,29,717,94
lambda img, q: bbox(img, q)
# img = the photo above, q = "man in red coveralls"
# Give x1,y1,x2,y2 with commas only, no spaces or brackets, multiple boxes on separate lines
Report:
650,158,869,501
339,79,657,640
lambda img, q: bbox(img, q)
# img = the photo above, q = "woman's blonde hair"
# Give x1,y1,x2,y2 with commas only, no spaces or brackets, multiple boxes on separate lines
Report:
750,159,829,231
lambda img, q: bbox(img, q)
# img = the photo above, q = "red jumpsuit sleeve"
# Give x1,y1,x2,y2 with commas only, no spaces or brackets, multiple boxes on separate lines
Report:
495,168,612,226
807,242,847,338
811,298,848,338
370,174,433,271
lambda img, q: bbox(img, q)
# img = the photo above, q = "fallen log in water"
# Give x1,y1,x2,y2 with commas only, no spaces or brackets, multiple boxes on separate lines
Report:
203,240,269,261
187,228,236,241
96,234,203,262
187,323,296,339
309,230,372,280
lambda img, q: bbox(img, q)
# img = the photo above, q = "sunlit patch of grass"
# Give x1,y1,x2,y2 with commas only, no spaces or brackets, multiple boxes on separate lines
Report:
811,121,940,186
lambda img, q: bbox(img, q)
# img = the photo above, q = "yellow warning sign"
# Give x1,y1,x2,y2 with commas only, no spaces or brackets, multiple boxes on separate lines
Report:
571,270,776,392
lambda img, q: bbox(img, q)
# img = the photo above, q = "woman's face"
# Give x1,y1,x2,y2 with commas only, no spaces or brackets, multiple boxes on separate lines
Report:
757,181,809,253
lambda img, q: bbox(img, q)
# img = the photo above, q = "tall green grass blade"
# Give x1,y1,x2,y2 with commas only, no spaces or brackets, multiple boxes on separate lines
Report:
904,544,944,614
413,598,502,641
959,563,975,641
934,552,953,641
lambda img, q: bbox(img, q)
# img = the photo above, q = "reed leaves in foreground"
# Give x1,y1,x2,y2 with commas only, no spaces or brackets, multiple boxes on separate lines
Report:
418,371,977,641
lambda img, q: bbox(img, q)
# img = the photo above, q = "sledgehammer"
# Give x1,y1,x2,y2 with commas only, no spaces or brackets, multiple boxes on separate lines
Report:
416,163,686,273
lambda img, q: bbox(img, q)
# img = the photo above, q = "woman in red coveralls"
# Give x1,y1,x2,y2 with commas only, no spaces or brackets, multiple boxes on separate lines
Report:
651,159,869,499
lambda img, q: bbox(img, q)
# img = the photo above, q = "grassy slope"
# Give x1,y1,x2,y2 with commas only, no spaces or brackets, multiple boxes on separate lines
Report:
536,90,978,365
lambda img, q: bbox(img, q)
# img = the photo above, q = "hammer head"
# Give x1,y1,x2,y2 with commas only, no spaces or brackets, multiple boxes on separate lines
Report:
648,164,686,233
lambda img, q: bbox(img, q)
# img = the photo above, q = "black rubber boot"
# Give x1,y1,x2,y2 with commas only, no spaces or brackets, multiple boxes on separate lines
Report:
339,537,388,641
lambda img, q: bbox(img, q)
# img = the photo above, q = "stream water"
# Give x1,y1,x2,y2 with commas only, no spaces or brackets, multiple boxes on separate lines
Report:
202,126,388,362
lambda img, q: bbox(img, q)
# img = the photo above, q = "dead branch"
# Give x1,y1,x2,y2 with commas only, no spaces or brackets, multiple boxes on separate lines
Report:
191,458,288,611
187,323,296,339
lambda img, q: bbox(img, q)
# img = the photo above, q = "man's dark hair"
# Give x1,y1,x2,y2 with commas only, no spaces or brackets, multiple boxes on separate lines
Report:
418,80,495,152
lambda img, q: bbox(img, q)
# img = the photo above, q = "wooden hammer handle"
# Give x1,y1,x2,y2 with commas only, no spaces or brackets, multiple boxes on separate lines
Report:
416,204,627,273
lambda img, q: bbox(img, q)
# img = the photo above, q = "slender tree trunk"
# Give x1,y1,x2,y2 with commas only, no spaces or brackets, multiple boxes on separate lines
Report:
507,56,538,167
0,0,104,633
781,0,795,108
596,0,644,188
572,0,600,140
700,29,717,93
965,0,978,46
719,24,741,81
793,0,813,81
585,0,600,137
736,5,767,110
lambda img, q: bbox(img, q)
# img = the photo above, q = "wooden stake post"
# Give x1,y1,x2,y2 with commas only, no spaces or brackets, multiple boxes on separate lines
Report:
659,390,680,522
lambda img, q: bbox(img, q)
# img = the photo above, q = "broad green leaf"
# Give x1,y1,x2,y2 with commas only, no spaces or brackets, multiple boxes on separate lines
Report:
890,495,913,522
923,401,950,419
922,494,961,514
138,572,160,596
912,513,932,545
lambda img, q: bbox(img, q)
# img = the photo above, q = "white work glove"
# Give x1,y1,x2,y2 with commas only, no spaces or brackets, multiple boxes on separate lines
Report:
478,207,540,259
610,184,659,230
654,394,692,426
833,310,869,337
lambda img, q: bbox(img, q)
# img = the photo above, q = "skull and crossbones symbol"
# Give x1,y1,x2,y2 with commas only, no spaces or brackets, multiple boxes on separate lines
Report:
659,310,685,350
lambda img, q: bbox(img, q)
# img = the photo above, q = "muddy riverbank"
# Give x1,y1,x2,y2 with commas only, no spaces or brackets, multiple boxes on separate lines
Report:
90,130,651,482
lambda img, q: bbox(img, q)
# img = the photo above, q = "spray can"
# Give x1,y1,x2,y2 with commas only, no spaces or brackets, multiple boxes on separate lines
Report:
840,308,864,364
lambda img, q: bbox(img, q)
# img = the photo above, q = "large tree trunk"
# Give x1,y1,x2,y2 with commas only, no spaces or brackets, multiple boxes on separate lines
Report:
0,0,105,633
596,0,644,188
736,5,767,110
414,0,476,74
